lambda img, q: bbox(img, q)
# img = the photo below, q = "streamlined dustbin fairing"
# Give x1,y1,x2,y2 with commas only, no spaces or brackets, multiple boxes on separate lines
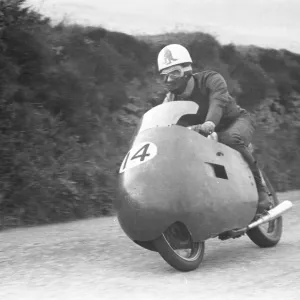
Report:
114,101,292,272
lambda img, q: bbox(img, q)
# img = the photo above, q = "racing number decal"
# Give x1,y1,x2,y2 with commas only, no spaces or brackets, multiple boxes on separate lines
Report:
119,142,157,173
131,144,151,161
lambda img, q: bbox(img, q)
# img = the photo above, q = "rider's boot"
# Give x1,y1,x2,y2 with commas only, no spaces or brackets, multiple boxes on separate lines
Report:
249,161,272,214
239,146,272,215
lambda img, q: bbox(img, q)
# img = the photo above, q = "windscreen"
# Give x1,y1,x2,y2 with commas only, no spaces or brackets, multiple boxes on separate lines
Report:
137,101,199,134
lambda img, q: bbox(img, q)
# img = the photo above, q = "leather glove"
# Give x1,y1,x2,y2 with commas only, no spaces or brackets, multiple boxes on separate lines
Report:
188,121,216,135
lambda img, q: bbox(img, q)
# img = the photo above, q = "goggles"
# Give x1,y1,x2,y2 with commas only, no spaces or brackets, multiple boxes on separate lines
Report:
160,65,185,82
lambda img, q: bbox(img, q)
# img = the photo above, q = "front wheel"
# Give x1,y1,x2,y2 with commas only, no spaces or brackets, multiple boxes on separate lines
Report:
247,170,282,247
153,222,205,272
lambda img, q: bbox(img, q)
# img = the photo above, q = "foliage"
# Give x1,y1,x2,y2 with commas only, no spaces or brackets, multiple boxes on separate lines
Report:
1,0,300,228
0,0,151,228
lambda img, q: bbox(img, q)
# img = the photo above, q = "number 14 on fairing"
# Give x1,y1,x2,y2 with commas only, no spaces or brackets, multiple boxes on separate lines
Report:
119,142,158,173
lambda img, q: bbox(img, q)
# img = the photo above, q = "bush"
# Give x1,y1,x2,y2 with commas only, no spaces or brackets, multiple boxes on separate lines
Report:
0,0,151,229
1,1,300,229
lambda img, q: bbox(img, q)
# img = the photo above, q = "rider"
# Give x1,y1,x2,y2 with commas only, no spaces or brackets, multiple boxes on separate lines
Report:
157,43,271,214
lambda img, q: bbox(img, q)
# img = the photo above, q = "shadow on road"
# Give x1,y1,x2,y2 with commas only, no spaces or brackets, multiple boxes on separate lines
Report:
113,237,293,275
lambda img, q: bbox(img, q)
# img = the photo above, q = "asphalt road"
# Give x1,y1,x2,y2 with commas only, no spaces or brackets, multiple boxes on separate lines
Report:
1,191,299,300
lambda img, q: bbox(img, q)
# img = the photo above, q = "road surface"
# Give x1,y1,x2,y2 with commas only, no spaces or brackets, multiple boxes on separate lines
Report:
0,191,299,300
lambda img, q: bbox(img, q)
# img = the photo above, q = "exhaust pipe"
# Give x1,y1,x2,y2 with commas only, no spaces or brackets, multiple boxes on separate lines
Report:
222,200,293,239
247,200,293,230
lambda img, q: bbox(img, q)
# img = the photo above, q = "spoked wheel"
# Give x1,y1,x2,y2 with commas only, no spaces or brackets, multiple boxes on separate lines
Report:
247,170,282,247
153,222,205,272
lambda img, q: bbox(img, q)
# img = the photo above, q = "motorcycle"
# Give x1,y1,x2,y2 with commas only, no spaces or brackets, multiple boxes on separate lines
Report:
114,101,293,272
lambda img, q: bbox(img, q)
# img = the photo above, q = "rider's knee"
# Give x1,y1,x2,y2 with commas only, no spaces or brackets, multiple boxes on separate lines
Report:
219,131,244,147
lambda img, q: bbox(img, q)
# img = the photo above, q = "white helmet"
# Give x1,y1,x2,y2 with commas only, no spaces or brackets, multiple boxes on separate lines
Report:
157,44,192,72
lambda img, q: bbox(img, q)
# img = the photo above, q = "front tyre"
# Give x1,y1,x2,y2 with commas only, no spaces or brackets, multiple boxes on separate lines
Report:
247,170,282,247
153,222,205,272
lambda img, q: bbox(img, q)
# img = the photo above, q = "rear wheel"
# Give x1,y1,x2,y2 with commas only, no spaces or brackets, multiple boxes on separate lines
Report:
153,222,205,272
247,170,282,247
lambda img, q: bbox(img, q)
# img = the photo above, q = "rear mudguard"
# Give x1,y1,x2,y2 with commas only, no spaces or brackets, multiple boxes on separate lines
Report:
114,126,258,242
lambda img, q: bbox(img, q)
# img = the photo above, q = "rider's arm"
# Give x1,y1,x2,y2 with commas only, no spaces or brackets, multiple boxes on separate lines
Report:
204,72,230,127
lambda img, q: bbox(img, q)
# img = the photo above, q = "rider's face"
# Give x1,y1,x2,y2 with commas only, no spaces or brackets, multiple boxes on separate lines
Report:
160,65,186,91
165,76,188,92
